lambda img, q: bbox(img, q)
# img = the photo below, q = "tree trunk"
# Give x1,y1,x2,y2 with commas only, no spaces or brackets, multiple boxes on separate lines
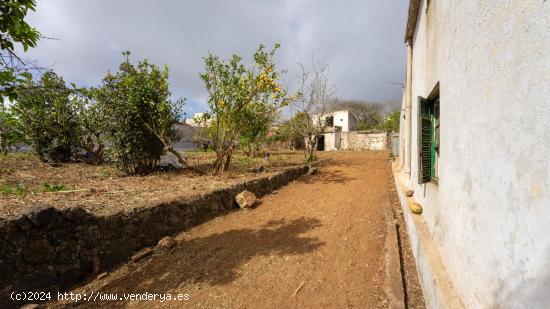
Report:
166,147,205,175
222,151,233,172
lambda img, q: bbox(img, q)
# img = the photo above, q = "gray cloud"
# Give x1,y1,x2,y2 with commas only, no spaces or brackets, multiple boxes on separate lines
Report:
24,0,408,114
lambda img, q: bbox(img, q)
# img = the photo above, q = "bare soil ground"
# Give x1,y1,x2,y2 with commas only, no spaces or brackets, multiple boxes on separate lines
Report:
0,151,304,217
49,151,425,309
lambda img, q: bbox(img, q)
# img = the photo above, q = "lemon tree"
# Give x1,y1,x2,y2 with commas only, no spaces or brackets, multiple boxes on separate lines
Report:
200,44,291,174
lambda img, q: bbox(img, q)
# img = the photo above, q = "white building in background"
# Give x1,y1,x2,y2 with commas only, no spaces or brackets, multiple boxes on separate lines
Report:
313,110,357,132
394,0,550,308
184,112,210,127
314,110,387,151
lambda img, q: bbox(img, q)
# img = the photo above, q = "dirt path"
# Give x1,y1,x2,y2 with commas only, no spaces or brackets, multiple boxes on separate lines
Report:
50,151,421,308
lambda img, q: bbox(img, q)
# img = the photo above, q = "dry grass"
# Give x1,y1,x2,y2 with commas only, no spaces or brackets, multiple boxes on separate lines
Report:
0,150,305,217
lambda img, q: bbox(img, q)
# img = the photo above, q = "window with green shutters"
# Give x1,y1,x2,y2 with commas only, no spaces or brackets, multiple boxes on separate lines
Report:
417,85,440,184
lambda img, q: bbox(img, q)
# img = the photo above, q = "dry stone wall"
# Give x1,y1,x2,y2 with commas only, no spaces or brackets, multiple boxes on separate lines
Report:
340,132,387,151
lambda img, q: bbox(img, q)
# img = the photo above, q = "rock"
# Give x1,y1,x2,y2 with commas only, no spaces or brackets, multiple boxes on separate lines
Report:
235,190,257,209
63,206,92,222
131,247,153,262
25,204,58,228
307,167,318,175
405,190,414,197
97,272,108,279
157,236,176,249
22,240,52,265
20,304,40,309
249,165,267,173
409,202,423,214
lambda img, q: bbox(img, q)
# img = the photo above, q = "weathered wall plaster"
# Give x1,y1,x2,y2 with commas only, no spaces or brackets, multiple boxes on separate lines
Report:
322,132,387,151
341,132,387,151
399,0,550,307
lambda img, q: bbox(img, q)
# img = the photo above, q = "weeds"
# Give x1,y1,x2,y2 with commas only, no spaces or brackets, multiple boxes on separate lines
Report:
0,183,29,196
40,182,70,192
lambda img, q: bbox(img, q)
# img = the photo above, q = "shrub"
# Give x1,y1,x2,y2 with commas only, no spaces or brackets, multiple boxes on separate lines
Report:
93,52,182,174
382,110,400,133
0,104,27,153
73,88,106,165
13,71,80,162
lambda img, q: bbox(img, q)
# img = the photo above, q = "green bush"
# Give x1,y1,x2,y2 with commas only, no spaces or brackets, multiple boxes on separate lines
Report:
13,71,81,162
382,111,400,133
92,52,177,174
0,105,27,153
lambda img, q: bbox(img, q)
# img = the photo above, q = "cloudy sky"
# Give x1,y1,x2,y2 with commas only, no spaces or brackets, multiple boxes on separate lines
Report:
23,0,409,115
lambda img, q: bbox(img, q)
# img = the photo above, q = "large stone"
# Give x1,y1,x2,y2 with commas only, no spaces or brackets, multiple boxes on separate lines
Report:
235,190,257,209
405,190,415,197
409,202,423,214
25,204,60,228
63,206,93,223
22,239,52,265
157,236,176,249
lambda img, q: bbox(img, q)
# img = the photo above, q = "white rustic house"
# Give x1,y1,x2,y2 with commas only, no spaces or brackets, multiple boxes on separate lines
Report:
314,110,386,151
394,0,550,308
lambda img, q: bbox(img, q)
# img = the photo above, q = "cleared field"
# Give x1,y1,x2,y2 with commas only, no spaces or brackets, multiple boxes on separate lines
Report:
0,151,305,217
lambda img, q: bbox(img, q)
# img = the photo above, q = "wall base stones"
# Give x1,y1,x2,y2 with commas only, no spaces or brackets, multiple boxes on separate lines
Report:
0,165,309,308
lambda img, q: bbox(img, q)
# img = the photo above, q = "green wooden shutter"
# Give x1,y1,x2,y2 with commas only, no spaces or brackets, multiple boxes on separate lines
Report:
418,97,431,184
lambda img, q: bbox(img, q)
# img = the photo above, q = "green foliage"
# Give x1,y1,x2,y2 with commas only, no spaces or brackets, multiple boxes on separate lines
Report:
275,113,307,149
39,181,69,192
13,71,81,162
93,52,181,174
382,110,400,133
238,107,278,156
0,0,41,102
200,44,291,173
0,183,28,196
0,104,27,153
72,88,106,164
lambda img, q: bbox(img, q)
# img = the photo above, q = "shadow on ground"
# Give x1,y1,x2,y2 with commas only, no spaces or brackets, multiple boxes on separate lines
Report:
299,168,356,185
64,217,324,308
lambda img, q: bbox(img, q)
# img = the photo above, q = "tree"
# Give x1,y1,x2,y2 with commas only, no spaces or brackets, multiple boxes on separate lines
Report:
13,71,80,162
0,104,26,154
143,95,203,174
239,106,278,157
291,63,334,164
93,52,195,174
0,0,40,102
200,44,291,174
275,113,306,150
73,88,106,164
381,110,400,133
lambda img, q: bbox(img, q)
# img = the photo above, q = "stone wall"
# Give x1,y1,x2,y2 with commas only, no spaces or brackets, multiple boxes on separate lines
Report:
340,132,387,151
0,166,309,307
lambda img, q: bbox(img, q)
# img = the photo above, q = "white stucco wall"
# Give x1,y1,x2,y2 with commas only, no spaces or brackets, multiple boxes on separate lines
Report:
323,132,338,151
314,110,357,132
332,111,350,131
402,0,550,307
